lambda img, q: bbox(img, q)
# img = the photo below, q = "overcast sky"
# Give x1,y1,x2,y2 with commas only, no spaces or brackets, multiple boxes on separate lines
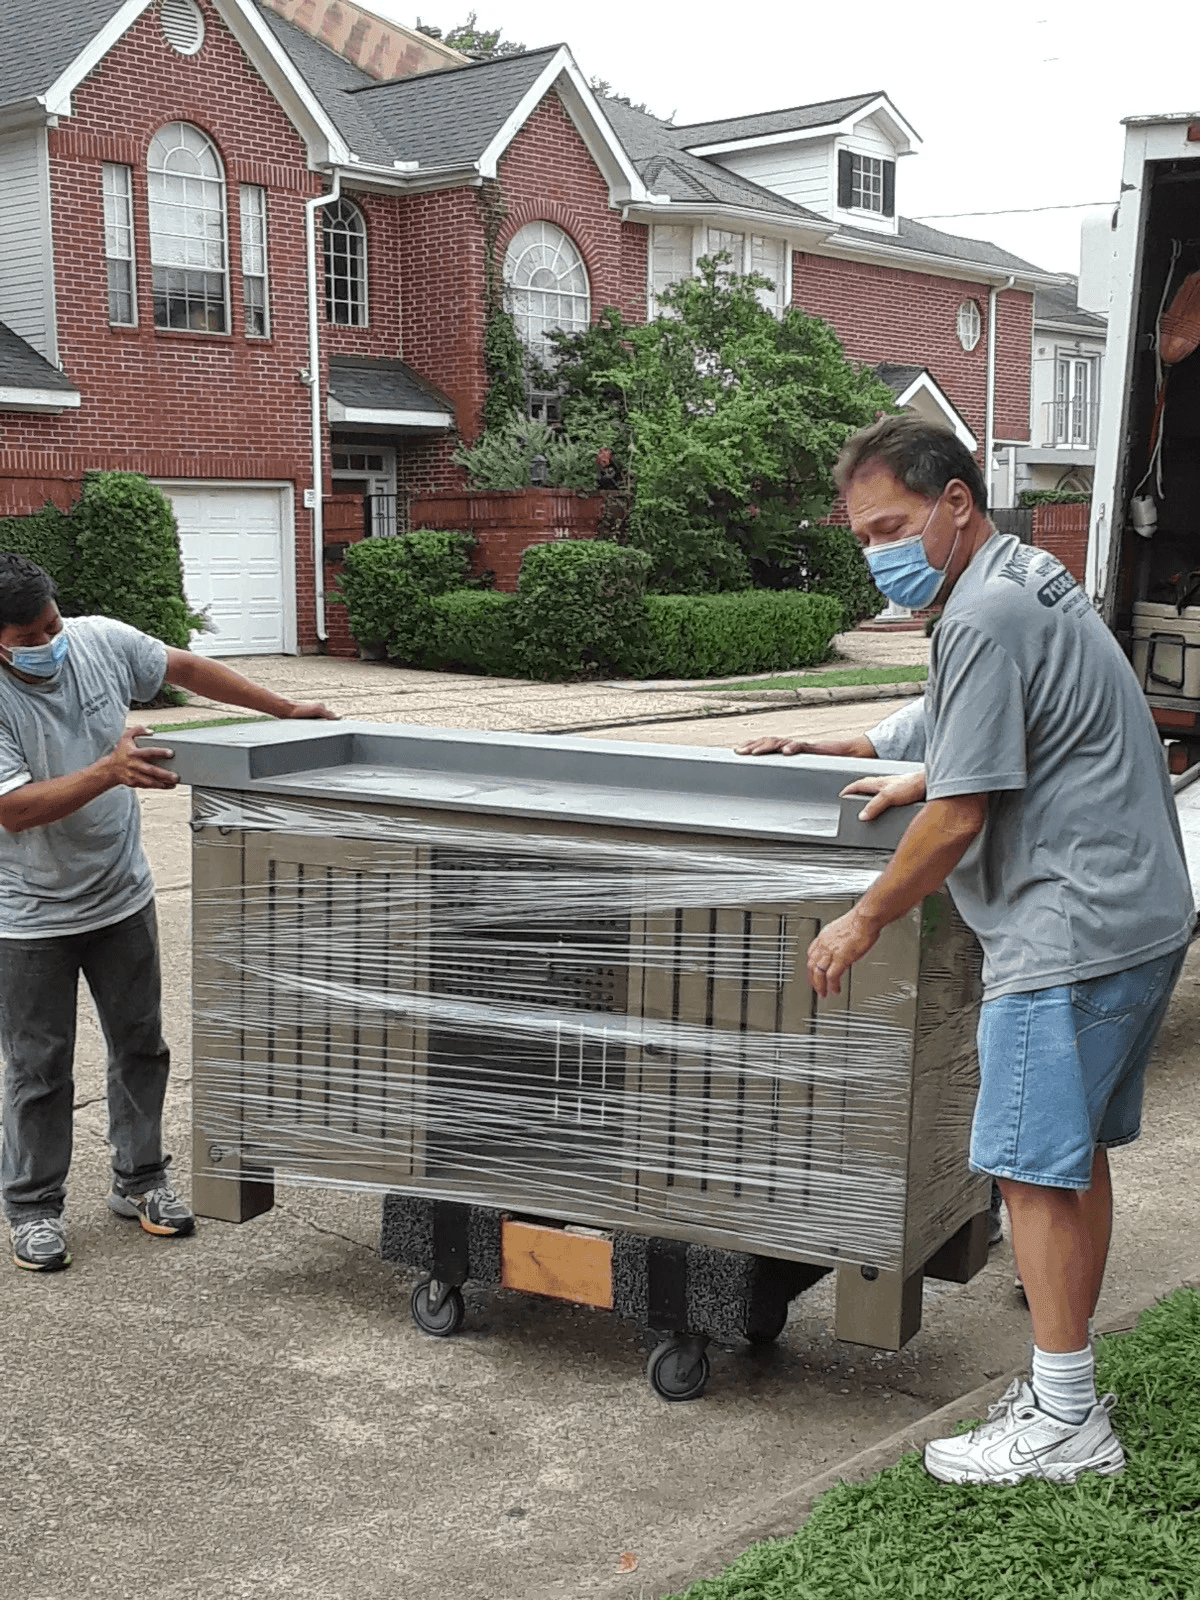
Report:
372,0,1200,276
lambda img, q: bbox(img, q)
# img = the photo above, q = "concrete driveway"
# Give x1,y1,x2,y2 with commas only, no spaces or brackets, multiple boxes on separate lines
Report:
5,651,1198,1600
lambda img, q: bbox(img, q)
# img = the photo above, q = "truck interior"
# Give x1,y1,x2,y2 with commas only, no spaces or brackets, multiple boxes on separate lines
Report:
1115,159,1200,766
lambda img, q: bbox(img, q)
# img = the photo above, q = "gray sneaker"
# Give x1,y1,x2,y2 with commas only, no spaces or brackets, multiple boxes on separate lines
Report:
12,1216,71,1272
108,1183,195,1237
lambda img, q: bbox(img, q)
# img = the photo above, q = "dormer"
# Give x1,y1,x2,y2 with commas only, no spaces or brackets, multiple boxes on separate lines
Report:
675,92,919,238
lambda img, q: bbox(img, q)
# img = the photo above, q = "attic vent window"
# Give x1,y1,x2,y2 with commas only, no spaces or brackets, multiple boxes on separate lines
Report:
160,0,205,56
957,300,982,352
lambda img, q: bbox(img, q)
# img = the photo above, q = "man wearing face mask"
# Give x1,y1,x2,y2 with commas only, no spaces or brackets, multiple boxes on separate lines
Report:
0,553,336,1273
802,416,1192,1487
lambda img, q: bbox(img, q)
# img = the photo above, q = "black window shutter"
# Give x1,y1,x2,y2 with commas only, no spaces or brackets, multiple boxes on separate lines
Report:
837,149,853,209
882,160,896,217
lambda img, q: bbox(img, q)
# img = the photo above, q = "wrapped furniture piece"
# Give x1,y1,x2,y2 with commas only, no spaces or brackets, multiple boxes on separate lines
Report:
160,723,989,1399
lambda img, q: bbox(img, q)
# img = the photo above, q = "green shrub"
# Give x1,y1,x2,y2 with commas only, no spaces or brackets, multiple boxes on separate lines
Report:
0,503,77,600
793,526,885,629
643,590,842,678
334,529,476,661
514,539,653,680
454,408,601,492
1018,489,1091,507
428,590,519,675
1,475,200,646
68,473,199,647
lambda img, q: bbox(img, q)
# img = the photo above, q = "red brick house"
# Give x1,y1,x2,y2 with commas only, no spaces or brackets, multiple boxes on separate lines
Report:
0,0,1056,657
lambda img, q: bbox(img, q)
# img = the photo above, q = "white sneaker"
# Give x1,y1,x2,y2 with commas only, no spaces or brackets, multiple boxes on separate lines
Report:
924,1378,1126,1485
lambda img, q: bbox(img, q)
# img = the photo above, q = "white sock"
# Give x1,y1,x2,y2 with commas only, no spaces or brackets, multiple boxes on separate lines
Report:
1032,1344,1097,1424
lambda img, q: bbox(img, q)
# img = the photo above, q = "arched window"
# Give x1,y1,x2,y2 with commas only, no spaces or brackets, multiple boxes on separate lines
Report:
147,123,228,332
503,222,590,359
323,198,368,326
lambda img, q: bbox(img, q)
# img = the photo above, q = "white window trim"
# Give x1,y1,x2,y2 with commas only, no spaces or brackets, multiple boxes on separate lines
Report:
647,223,792,318
323,196,369,328
503,221,591,362
239,184,270,339
147,122,231,336
102,161,138,328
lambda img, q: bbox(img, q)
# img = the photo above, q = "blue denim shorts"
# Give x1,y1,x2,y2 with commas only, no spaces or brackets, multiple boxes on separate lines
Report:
970,947,1186,1190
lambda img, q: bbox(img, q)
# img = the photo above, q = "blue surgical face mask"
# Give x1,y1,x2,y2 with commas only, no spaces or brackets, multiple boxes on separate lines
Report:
864,496,956,610
5,631,69,679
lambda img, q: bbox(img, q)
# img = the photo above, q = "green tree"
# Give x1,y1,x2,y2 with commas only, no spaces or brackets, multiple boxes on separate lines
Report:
415,12,525,58
545,260,896,592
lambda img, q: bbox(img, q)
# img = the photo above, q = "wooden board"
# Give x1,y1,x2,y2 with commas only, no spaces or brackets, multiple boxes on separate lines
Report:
500,1220,614,1309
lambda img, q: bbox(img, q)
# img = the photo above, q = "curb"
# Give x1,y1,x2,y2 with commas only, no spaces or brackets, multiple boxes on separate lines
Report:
547,1276,1199,1600
547,682,926,737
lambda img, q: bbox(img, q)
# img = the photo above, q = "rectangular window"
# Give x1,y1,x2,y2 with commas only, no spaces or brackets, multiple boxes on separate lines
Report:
102,163,137,326
239,185,270,337
851,155,885,213
1053,354,1098,446
650,224,694,314
750,236,787,316
706,228,745,275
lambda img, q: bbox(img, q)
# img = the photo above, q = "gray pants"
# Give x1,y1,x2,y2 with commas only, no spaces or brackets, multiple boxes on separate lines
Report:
0,900,170,1223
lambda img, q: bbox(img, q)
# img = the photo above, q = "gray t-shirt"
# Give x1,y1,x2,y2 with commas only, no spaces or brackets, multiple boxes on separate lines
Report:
0,616,168,938
867,698,927,762
924,533,1194,1000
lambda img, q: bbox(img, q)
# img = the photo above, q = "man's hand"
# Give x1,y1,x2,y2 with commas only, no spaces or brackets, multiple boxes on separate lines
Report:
806,909,880,998
736,734,876,758
840,770,926,820
282,702,339,721
104,727,179,790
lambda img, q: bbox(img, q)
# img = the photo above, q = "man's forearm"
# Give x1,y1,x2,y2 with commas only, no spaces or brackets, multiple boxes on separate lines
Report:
165,653,295,717
854,796,985,933
0,763,114,834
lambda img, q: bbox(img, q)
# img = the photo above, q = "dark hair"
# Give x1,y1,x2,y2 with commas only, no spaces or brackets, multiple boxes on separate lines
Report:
834,415,989,512
0,553,58,630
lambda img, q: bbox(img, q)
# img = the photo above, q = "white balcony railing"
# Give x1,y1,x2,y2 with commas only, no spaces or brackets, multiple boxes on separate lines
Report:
1040,399,1099,449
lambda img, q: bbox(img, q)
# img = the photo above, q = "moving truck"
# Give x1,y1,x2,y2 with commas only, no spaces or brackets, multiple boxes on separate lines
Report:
1088,111,1200,770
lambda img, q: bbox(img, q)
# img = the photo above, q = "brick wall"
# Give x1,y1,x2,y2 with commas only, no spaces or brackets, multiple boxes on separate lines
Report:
791,253,1033,451
1032,500,1089,581
0,0,325,642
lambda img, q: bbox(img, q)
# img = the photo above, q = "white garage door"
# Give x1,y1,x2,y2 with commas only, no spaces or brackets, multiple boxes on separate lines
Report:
160,484,291,657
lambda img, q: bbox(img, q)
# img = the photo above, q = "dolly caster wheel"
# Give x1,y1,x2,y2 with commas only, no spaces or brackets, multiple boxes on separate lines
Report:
411,1277,465,1337
647,1336,710,1401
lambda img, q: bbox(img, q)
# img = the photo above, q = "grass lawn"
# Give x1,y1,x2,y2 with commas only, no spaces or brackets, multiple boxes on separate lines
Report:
667,1289,1200,1600
707,666,929,694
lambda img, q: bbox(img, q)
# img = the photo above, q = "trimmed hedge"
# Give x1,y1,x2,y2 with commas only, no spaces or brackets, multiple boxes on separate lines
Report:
513,539,653,680
334,528,476,661
1018,489,1091,507
428,590,519,675
0,473,200,646
644,591,842,678
794,526,885,630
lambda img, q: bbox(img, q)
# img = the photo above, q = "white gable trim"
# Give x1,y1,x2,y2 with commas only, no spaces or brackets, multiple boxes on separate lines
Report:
0,384,81,413
476,47,648,203
893,370,977,451
39,0,154,117
626,200,834,250
37,0,349,165
682,94,921,160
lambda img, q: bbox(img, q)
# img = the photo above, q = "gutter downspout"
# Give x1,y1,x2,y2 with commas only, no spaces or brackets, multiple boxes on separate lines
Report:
303,172,341,644
985,274,1017,507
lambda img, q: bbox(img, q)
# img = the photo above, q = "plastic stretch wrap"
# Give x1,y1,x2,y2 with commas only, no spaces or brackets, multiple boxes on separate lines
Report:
190,790,987,1273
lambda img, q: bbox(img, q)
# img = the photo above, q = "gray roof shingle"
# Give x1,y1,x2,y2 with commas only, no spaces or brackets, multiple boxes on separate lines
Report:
343,46,559,168
328,356,454,420
600,98,824,222
0,323,78,394
254,5,396,159
1035,276,1106,330
671,92,885,148
874,363,927,394
833,215,1045,276
0,0,129,110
